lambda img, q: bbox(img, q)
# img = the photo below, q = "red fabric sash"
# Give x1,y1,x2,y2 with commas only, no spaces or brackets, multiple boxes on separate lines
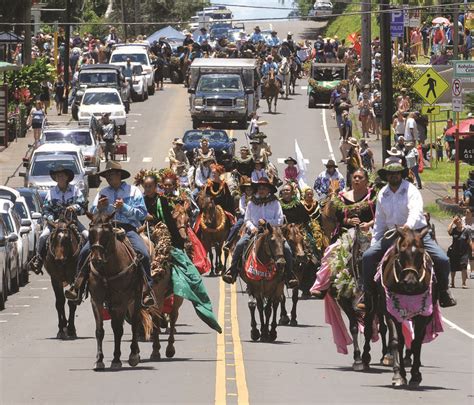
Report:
244,251,277,281
187,228,211,274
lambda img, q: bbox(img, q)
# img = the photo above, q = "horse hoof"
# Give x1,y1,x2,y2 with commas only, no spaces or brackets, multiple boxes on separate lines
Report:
268,330,277,342
382,354,394,366
166,346,176,358
67,329,77,339
111,360,122,370
150,352,161,361
93,361,105,371
409,377,421,388
289,319,298,327
56,330,67,340
260,333,269,342
250,329,260,341
353,361,365,371
392,377,407,387
278,315,290,326
128,353,140,367
362,362,371,371
404,357,412,367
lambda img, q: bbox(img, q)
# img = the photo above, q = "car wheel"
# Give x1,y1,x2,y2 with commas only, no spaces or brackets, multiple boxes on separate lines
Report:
308,96,316,109
10,268,19,294
20,265,28,287
144,89,148,101
0,273,6,310
119,124,127,135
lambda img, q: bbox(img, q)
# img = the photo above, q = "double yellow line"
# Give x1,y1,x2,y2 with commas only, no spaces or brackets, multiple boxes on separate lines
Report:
215,281,249,404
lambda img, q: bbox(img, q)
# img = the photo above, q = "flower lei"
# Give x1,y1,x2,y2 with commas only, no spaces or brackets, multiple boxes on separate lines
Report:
251,194,277,206
331,189,376,216
206,180,225,197
279,196,300,210
134,168,161,186
201,205,227,232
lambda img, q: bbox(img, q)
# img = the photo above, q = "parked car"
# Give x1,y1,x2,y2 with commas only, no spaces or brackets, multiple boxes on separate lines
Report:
71,64,130,120
182,129,236,170
118,63,148,102
20,152,90,201
0,215,20,306
39,125,101,184
1,199,30,288
309,0,333,20
16,187,44,233
110,44,155,95
0,186,41,262
78,87,127,135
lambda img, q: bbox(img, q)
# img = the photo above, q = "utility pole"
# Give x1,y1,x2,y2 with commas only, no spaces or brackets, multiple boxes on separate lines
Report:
24,0,32,65
453,8,459,60
62,0,71,114
120,0,128,42
380,0,393,161
361,0,372,86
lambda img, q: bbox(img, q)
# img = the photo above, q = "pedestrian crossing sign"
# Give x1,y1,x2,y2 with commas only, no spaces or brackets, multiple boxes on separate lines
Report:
421,105,440,115
413,68,449,105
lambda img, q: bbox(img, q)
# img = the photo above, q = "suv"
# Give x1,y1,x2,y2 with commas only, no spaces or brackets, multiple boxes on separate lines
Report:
71,64,130,120
110,44,155,95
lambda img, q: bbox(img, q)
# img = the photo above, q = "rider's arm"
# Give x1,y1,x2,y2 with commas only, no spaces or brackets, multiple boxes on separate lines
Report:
71,187,86,215
244,203,257,233
405,185,425,230
42,190,55,221
120,186,147,222
371,192,387,245
266,200,284,226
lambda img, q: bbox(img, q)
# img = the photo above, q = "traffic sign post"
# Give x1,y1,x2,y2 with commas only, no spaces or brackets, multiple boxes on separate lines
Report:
413,68,450,105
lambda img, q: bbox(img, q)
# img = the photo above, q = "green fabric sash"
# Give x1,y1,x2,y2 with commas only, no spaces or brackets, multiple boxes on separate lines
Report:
170,248,222,333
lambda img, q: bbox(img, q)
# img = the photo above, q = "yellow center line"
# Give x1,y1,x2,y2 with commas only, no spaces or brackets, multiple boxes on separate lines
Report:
215,280,226,404
231,283,249,405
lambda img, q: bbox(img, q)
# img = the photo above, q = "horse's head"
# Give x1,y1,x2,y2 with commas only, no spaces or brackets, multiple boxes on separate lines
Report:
328,180,340,196
199,193,216,224
86,211,116,267
391,227,431,294
172,202,190,241
257,223,286,272
282,223,307,265
48,219,74,264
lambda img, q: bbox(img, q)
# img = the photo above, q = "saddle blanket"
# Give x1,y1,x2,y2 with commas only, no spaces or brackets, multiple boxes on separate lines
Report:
244,251,277,282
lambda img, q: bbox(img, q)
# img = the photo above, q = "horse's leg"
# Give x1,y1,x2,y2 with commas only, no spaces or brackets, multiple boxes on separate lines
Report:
404,348,413,367
391,319,407,387
279,295,290,325
128,300,141,367
209,247,215,276
215,244,223,275
262,300,272,341
379,313,393,366
150,320,161,360
51,279,67,339
362,307,374,370
67,300,77,339
249,295,260,341
409,317,429,387
257,298,266,341
91,298,105,371
290,287,298,326
166,296,183,358
267,96,271,113
340,299,363,370
269,299,279,342
274,94,278,113
110,311,125,369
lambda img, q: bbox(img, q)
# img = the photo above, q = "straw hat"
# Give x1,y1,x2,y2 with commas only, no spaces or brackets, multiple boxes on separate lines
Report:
98,161,131,180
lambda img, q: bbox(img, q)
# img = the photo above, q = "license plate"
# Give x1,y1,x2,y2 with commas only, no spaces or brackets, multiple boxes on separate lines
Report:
214,112,225,117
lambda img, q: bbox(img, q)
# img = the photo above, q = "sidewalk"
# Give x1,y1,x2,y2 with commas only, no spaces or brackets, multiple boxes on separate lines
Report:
0,109,72,188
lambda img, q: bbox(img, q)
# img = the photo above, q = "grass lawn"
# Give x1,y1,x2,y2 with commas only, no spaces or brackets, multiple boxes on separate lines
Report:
424,203,453,220
325,3,380,41
420,160,469,183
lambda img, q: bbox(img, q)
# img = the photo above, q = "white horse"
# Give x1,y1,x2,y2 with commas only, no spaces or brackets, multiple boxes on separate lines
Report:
278,57,291,99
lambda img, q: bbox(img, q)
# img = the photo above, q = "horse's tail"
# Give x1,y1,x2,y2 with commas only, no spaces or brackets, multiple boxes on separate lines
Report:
140,308,155,341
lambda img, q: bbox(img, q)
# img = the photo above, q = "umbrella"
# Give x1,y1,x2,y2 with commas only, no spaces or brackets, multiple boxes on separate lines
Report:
432,17,450,25
445,119,474,136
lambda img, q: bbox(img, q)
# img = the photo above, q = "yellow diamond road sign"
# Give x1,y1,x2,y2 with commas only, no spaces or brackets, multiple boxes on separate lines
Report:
413,68,449,105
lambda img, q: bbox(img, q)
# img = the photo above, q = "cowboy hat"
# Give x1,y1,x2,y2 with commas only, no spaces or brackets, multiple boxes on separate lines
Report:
252,177,277,194
377,157,408,181
50,165,74,183
239,176,252,191
387,147,404,157
98,161,131,180
284,157,297,165
254,26,261,31
325,159,338,168
253,132,267,139
347,137,359,147
173,138,184,145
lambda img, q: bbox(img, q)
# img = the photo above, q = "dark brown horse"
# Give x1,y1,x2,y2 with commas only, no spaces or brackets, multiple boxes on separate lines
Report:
44,215,82,339
197,192,231,276
239,223,286,342
362,227,433,387
320,179,342,247
86,211,153,370
262,69,280,113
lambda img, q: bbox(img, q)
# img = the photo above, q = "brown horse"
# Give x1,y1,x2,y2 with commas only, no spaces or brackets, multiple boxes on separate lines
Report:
197,192,231,276
44,215,82,339
262,69,280,113
280,223,319,326
320,179,342,247
289,55,299,95
362,227,433,387
172,201,194,259
86,211,153,370
239,223,286,342
148,222,184,360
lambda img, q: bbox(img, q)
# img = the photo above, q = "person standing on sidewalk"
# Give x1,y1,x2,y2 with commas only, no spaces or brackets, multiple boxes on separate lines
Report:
27,100,46,147
372,92,383,140
448,215,470,289
392,110,406,144
53,74,65,116
359,140,374,173
404,112,418,143
405,141,422,189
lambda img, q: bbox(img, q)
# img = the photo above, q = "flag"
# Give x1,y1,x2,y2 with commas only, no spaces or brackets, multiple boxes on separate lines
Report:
295,139,308,190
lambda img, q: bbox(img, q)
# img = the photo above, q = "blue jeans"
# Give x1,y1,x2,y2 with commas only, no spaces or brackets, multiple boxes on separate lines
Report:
228,233,293,278
226,217,244,243
362,233,450,292
77,230,152,284
411,165,422,188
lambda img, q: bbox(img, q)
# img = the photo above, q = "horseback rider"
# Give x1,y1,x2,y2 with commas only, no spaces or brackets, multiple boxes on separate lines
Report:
193,138,215,166
266,31,281,47
232,145,255,179
29,165,87,274
168,137,189,172
362,157,457,308
280,183,309,225
249,26,265,44
196,27,210,45
313,160,345,201
203,163,234,215
261,55,279,79
65,161,154,306
222,178,297,287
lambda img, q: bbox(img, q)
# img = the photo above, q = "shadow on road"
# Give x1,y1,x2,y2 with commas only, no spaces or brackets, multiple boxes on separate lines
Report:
317,365,386,374
141,357,216,363
364,384,459,392
69,366,156,372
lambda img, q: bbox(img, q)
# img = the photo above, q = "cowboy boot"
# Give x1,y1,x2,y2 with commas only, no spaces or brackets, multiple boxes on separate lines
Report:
142,285,155,307
65,272,86,302
311,289,327,299
29,255,44,275
222,267,237,284
439,288,457,308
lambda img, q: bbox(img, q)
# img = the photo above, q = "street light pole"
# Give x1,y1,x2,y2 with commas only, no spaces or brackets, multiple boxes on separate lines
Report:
380,0,393,162
62,0,70,114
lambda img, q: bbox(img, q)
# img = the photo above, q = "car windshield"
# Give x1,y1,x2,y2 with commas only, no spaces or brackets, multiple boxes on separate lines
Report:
184,130,229,143
111,53,148,64
14,202,28,219
313,67,344,81
21,194,39,213
79,72,117,85
43,131,93,146
31,160,80,177
82,92,121,105
197,75,243,93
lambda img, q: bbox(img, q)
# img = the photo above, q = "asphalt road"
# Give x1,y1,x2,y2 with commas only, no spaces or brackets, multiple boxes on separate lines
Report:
1,21,474,405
